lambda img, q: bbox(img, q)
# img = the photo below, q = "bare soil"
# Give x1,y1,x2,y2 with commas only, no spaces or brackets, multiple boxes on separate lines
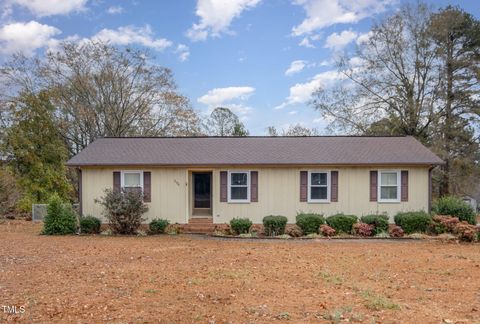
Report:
1,220,479,323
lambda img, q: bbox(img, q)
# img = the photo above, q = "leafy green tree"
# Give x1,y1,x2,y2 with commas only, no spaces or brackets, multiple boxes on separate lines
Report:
4,91,72,211
232,121,249,136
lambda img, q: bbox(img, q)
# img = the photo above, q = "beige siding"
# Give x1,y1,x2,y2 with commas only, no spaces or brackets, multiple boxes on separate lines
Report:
81,165,430,224
82,167,188,223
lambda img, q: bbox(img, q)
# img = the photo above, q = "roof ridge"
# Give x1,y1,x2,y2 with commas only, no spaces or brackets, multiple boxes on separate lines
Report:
101,135,410,139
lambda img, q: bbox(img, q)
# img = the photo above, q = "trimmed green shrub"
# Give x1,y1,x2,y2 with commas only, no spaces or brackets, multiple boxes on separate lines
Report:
393,211,431,234
296,213,325,234
80,215,101,234
263,215,288,236
432,196,476,225
361,214,389,235
326,214,357,233
230,218,253,235
95,188,148,235
149,219,170,234
42,194,77,235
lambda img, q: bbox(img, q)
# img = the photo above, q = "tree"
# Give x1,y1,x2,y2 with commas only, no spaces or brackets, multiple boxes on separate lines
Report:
4,91,72,211
311,3,439,139
1,41,203,155
206,107,248,136
428,6,480,195
265,124,318,136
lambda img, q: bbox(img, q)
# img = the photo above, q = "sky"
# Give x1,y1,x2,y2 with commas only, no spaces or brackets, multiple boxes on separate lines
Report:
0,0,478,135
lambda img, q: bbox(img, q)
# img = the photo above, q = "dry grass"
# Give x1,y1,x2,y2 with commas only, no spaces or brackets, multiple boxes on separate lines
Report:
1,220,479,323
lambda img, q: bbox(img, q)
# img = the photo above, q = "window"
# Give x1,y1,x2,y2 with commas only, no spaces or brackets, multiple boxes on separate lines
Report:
308,171,330,202
378,170,400,202
121,171,143,194
228,171,250,202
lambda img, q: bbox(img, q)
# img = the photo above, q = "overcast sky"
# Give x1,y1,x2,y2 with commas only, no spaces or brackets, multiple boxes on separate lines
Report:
1,0,478,134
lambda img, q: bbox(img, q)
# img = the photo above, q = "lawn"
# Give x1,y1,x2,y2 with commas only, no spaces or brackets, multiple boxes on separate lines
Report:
1,220,479,323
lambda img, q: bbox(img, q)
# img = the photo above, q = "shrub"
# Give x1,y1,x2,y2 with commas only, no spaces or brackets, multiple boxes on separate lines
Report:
429,215,460,235
320,224,336,237
352,223,374,237
95,188,148,235
262,215,288,236
389,225,404,237
432,196,476,225
393,211,431,234
149,219,170,234
285,225,303,237
453,222,479,242
80,215,101,234
326,214,357,233
296,213,324,234
42,194,77,235
360,214,389,235
230,217,253,235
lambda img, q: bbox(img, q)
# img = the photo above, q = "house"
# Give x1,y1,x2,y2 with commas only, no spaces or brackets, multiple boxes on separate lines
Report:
66,136,443,225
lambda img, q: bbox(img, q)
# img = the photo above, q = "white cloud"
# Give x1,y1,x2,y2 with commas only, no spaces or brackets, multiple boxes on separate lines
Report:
356,31,372,45
288,110,298,115
299,37,315,48
198,86,255,117
275,70,344,109
292,0,394,36
92,25,172,51
175,44,190,62
186,0,261,41
285,60,307,76
107,5,124,15
11,0,87,17
0,21,61,55
324,29,357,50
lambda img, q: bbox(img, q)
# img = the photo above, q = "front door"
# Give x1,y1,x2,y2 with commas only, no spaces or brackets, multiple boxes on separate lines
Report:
192,172,212,216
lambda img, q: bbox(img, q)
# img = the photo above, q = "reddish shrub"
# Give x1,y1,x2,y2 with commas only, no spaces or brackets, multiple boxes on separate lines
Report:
431,215,460,234
453,221,479,242
389,225,404,237
285,225,303,237
352,223,374,237
320,224,336,237
249,224,264,235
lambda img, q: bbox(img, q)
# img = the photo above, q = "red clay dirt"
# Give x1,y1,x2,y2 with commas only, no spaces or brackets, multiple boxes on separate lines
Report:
0,220,479,323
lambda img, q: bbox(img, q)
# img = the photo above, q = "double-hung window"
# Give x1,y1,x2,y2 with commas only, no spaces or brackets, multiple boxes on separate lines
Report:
378,170,400,202
121,171,143,194
228,171,250,203
308,171,330,202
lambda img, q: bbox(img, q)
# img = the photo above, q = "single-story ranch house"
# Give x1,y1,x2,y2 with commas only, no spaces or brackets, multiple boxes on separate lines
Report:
66,136,443,225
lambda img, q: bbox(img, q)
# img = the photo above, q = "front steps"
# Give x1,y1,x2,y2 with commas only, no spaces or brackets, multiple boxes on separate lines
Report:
181,217,218,234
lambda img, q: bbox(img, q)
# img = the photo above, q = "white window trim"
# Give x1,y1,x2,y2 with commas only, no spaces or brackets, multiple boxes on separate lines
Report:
307,170,331,203
120,170,144,191
227,170,250,203
378,170,401,203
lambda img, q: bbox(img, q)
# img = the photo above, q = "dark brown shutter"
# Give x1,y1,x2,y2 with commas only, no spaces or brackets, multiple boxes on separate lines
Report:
401,170,408,202
331,171,338,202
370,170,378,202
113,171,121,192
250,171,258,202
220,171,228,202
143,171,151,202
300,171,308,202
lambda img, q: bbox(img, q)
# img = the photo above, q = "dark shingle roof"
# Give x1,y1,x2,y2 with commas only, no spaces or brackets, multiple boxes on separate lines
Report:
66,136,443,167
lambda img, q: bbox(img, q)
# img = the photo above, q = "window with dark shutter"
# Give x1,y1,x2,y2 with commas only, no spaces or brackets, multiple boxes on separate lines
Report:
331,171,338,202
113,172,121,192
220,171,227,202
401,170,408,202
300,171,308,202
250,171,258,202
370,171,378,202
143,172,151,202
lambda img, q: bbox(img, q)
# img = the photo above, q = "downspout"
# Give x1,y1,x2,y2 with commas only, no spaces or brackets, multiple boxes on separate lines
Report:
77,167,83,218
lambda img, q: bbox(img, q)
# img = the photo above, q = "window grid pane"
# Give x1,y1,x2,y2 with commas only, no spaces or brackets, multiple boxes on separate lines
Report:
311,187,328,200
380,186,398,200
380,172,397,186
124,173,141,187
